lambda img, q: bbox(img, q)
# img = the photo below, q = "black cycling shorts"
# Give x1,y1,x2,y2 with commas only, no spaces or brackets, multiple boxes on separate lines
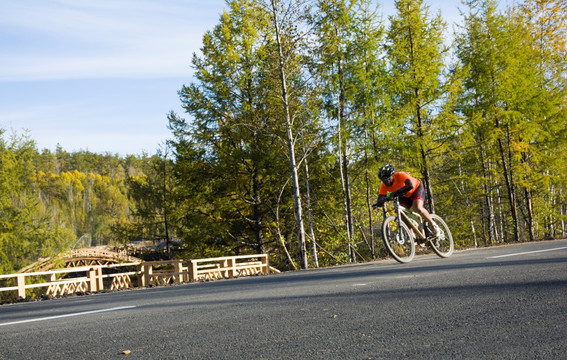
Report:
399,183,425,209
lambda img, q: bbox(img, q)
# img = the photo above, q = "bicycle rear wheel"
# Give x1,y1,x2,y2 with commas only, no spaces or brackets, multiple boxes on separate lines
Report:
381,216,415,263
428,214,454,258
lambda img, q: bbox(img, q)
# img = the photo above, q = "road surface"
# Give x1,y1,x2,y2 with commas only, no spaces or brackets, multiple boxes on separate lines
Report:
1,239,566,359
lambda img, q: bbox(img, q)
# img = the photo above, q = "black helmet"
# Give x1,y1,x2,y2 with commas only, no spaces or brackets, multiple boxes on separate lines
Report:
379,164,395,181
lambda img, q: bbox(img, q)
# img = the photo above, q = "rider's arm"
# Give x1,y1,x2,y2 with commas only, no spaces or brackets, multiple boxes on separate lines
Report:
391,179,413,198
373,194,388,208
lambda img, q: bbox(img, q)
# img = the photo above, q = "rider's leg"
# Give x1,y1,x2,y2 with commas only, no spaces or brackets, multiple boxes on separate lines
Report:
411,199,439,237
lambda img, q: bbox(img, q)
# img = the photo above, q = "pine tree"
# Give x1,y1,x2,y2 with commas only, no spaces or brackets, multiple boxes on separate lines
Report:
385,0,450,213
519,0,567,239
310,0,386,261
173,0,300,261
310,0,359,262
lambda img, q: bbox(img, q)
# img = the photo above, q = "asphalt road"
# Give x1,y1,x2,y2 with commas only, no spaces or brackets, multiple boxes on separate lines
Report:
1,239,566,360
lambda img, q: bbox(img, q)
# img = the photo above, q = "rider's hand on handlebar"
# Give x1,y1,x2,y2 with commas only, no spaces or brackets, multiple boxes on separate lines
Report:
387,191,400,200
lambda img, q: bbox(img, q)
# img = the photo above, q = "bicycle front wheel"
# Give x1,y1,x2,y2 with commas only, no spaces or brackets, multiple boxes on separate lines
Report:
381,216,415,263
428,214,454,258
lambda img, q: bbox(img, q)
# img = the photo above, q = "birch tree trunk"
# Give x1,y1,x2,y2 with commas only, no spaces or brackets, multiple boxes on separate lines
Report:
303,151,319,268
480,153,496,244
364,127,376,258
270,0,308,269
560,189,566,237
458,162,477,247
336,65,355,263
548,183,555,238
496,184,504,243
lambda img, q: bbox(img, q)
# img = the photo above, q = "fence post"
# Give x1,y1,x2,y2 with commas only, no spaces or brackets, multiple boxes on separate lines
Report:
88,268,97,292
181,261,189,282
96,266,103,290
189,260,198,282
144,263,152,287
227,257,235,278
16,274,26,299
173,262,183,284
137,263,145,287
261,255,269,275
88,266,103,292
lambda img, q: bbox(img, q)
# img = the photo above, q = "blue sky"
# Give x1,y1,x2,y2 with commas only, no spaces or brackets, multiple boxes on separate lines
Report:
0,0,476,156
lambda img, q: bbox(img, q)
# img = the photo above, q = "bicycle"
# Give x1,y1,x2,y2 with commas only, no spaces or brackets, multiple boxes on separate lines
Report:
379,196,454,263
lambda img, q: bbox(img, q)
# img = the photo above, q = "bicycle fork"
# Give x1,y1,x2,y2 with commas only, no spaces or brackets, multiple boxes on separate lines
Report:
382,205,405,244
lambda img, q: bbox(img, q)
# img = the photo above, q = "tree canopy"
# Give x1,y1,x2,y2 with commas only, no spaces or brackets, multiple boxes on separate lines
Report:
1,0,566,273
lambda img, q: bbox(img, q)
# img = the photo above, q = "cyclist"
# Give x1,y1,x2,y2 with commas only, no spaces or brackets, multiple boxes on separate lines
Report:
373,164,440,239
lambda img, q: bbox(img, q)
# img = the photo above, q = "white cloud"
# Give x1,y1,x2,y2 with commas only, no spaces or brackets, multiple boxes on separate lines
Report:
0,0,224,155
0,0,222,81
0,50,194,82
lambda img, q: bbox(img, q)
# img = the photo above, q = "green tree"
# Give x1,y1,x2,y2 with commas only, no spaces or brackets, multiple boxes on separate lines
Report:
454,0,504,244
310,0,359,263
263,0,315,268
519,0,567,239
310,0,386,262
349,0,387,258
0,133,76,273
173,0,291,260
454,0,567,243
386,0,452,213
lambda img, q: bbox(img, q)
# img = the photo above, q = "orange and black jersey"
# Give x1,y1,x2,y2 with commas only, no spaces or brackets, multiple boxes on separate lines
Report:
379,172,420,197
375,172,421,208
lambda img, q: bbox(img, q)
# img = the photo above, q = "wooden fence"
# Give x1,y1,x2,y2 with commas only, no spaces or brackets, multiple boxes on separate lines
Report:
0,254,272,300
189,254,270,281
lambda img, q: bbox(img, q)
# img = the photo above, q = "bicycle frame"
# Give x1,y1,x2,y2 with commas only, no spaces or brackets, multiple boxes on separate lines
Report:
379,196,454,261
383,198,427,242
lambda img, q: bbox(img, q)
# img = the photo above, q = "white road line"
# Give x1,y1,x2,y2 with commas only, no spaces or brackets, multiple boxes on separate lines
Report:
487,246,567,259
0,305,136,327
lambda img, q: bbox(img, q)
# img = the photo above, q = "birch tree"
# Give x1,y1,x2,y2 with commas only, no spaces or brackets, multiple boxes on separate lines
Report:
519,0,567,239
264,0,310,268
310,0,358,262
174,0,285,256
386,0,450,213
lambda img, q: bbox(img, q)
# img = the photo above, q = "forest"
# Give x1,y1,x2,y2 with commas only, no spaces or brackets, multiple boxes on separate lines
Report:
1,0,565,274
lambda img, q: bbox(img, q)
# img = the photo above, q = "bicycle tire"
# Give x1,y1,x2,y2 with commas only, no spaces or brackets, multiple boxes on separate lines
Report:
428,214,454,258
381,215,415,263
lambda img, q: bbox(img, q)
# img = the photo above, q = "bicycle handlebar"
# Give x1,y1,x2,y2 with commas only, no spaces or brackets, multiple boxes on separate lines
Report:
372,193,400,209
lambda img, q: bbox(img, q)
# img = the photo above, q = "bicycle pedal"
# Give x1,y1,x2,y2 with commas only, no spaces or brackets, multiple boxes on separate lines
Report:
427,237,441,247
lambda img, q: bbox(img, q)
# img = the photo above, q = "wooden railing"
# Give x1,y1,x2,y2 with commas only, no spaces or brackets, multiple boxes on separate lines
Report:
0,254,271,300
189,254,269,281
0,266,100,299
138,260,189,287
